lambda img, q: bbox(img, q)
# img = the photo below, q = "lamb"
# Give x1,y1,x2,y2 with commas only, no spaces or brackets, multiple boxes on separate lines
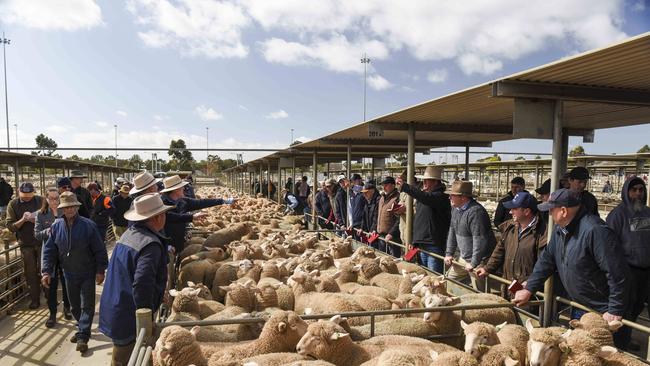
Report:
457,293,516,325
169,286,225,319
411,275,450,297
296,319,373,366
359,349,436,366
314,272,341,293
184,282,226,318
180,247,227,268
153,326,207,366
206,310,308,364
390,293,423,318
461,320,528,365
429,350,479,366
525,319,568,366
568,312,621,347
477,344,520,366
328,239,353,259
203,222,250,248
210,263,238,301
559,328,618,366
178,243,204,261
360,257,413,298
195,283,259,342
239,352,308,366
178,258,219,289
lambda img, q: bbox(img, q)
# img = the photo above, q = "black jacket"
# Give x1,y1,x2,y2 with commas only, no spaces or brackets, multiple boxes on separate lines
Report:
91,193,114,228
315,189,331,219
526,208,630,316
361,191,380,234
579,190,600,217
162,195,225,253
0,180,13,206
73,186,93,218
493,191,515,228
400,182,451,247
111,195,134,227
334,187,347,226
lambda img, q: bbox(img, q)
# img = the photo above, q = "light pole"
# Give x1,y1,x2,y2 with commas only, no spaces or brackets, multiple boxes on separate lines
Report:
361,53,371,122
206,127,209,175
290,128,294,145
114,124,118,167
13,123,16,149
2,33,10,151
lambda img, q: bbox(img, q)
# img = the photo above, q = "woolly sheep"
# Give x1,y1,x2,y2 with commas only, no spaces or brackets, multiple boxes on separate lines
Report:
180,247,227,268
360,257,412,298
239,352,308,366
560,328,618,366
359,349,435,366
461,320,528,365
203,222,250,248
525,319,568,366
153,325,207,366
178,258,219,290
457,293,516,325
296,319,373,366
429,350,479,366
477,343,520,366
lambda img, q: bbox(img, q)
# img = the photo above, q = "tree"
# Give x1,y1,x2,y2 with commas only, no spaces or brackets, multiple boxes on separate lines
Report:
290,140,302,146
34,134,58,156
391,153,408,166
569,145,585,156
638,144,650,153
168,139,194,170
535,155,542,160
515,156,525,160
128,154,144,169
477,154,501,162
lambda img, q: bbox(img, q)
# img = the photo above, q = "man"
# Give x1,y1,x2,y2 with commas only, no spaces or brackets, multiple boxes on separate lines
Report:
99,193,174,365
6,182,43,308
314,180,331,226
445,180,496,289
0,177,13,219
512,188,630,347
69,170,93,218
334,175,348,230
568,167,599,216
129,171,160,198
111,185,133,239
376,176,401,256
359,182,380,239
285,177,293,192
282,189,299,214
41,192,107,353
606,177,650,326
395,170,411,245
183,174,196,199
112,177,127,197
535,178,551,225
398,167,451,273
161,175,236,254
348,173,365,236
559,172,571,189
88,182,114,242
602,180,614,194
298,176,310,206
476,191,547,297
493,177,526,228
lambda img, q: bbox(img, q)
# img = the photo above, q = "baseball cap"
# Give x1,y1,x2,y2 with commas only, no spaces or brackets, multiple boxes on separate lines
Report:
535,179,551,195
537,189,581,211
381,176,396,185
350,173,362,181
57,177,72,188
503,191,537,210
325,178,337,187
336,174,347,183
361,182,376,192
19,182,35,194
569,167,591,180
511,177,525,186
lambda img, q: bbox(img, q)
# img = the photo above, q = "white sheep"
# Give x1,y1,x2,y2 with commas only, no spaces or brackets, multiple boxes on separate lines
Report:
153,325,207,366
460,320,528,365
525,319,568,366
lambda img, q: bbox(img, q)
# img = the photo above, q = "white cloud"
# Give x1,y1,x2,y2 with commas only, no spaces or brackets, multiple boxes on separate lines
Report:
238,105,249,110
195,105,223,121
95,121,109,128
458,54,503,76
367,74,392,91
266,110,289,119
126,0,250,58
153,114,169,121
427,68,448,83
0,0,102,31
116,110,128,117
45,125,69,133
294,136,312,143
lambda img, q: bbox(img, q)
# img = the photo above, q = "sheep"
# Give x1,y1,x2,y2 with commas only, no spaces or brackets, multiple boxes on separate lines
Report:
178,243,204,261
206,310,308,364
460,320,528,365
282,361,337,366
395,259,428,276
457,293,516,325
296,319,373,366
328,239,353,259
478,343,521,366
411,275,450,297
178,258,219,290
390,293,423,318
239,352,308,366
525,319,568,366
378,256,400,274
360,257,413,298
153,325,207,366
211,263,238,301
359,349,435,366
429,350,479,366
559,328,618,366
314,272,341,293
203,222,250,248
180,247,227,268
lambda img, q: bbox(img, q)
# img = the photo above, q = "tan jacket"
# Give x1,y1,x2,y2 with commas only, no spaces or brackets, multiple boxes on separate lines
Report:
377,189,400,236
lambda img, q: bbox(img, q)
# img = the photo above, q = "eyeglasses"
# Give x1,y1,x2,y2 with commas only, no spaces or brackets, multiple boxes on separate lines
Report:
47,197,59,201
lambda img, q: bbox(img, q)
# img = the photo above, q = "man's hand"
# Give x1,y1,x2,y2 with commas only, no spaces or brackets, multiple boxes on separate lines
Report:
21,211,31,221
41,274,51,289
475,267,489,278
603,312,623,323
444,256,454,266
193,212,207,222
96,272,105,285
464,263,474,272
385,234,393,243
167,245,176,255
396,177,404,187
394,205,406,215
511,289,532,307
407,244,415,251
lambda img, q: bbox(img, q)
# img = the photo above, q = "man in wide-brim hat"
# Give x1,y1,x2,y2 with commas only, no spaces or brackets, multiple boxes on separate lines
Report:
160,175,237,254
396,166,451,273
99,193,175,365
69,170,93,218
41,191,108,354
129,171,161,197
444,180,496,291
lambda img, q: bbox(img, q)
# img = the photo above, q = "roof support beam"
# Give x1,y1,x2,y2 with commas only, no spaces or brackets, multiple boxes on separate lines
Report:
373,122,513,134
492,80,650,106
319,138,492,148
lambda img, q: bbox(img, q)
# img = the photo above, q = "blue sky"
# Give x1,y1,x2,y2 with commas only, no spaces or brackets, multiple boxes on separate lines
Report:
0,0,648,163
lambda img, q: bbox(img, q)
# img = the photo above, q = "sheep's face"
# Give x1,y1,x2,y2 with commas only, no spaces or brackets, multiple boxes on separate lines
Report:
528,340,562,366
379,257,399,273
296,322,349,360
422,293,458,322
460,321,501,359
153,326,201,366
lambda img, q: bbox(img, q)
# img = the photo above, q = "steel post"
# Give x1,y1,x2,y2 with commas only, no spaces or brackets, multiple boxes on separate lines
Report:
277,162,282,204
406,125,415,246
312,150,318,230
464,144,470,180
346,141,352,227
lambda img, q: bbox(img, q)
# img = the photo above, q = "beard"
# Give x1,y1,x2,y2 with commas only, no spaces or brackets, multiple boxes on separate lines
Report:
631,198,645,213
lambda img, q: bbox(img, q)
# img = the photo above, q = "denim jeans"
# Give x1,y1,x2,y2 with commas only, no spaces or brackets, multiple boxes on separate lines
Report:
64,273,96,342
417,244,444,274
47,264,70,316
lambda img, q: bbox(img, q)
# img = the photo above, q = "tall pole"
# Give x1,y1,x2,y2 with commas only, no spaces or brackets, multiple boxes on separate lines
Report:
291,128,294,145
206,127,209,175
2,33,10,151
361,53,370,122
114,124,118,167
13,123,17,149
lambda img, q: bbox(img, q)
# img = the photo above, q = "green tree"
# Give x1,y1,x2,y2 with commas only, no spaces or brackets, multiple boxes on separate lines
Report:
515,156,525,160
128,154,144,169
391,153,408,166
569,145,585,156
638,144,650,153
290,140,303,146
477,154,501,162
168,139,194,170
535,155,542,160
34,134,58,156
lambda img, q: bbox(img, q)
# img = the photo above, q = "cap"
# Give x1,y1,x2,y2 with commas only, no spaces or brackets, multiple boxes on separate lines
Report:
57,177,72,188
535,179,551,195
569,167,591,180
381,176,396,185
19,182,35,194
325,178,337,187
511,177,525,186
537,188,581,211
503,191,537,210
336,174,347,183
360,182,376,192
87,182,100,192
350,173,362,181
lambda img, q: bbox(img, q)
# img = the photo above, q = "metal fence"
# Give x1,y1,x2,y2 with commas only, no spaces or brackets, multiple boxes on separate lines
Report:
0,241,27,314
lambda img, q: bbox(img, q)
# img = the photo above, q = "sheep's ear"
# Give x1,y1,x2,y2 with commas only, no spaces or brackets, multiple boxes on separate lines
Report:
271,283,282,289
525,319,536,333
598,345,617,358
352,265,362,272
334,261,341,269
187,281,196,287
190,326,200,339
429,350,439,360
374,257,381,263
496,321,508,331
608,320,623,332
277,321,287,333
329,332,349,341
329,315,342,324
304,308,313,315
169,289,179,297
330,271,341,280
218,285,231,292
561,329,572,339
504,356,519,366
309,269,320,277
460,320,469,330
401,269,408,277
568,319,581,329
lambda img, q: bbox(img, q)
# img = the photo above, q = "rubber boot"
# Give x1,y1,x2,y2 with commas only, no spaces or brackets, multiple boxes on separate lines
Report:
111,342,135,366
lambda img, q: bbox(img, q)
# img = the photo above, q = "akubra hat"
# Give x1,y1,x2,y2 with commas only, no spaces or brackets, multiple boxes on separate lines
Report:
446,180,474,197
58,191,82,209
124,193,174,221
415,166,447,182
129,171,160,196
70,170,87,179
160,175,189,193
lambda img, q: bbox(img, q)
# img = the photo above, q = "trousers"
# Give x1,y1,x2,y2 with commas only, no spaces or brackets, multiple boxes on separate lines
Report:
47,263,70,315
20,246,42,304
64,273,96,342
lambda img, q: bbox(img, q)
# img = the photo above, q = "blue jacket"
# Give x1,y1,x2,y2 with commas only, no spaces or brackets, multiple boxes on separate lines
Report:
315,190,331,219
526,209,630,316
99,224,168,342
334,187,347,226
42,215,107,276
350,186,366,228
162,195,224,252
606,177,650,269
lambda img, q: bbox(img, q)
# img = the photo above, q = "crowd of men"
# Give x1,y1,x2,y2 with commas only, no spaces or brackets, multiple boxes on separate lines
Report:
4,170,235,364
294,165,650,351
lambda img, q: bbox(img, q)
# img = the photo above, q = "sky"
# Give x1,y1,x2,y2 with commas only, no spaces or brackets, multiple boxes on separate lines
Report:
0,0,648,164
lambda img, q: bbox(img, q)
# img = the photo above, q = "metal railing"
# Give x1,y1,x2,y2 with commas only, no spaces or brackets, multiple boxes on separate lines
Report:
0,241,27,314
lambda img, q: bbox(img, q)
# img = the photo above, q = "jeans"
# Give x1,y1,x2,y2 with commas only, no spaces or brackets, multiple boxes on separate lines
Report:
417,244,444,274
20,246,42,304
47,264,70,316
64,273,96,342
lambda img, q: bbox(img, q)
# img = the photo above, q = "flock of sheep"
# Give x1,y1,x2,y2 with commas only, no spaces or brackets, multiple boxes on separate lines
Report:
142,186,643,366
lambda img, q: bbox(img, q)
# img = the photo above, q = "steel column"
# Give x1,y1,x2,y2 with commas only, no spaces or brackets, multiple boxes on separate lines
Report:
277,163,282,204
464,144,470,181
266,161,271,200
405,125,415,247
346,141,352,227
312,151,318,230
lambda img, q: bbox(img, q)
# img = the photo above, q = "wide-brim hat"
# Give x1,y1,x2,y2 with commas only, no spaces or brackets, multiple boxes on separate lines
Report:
446,180,474,197
415,166,447,182
129,171,160,195
124,193,175,221
69,170,87,178
160,175,189,193
58,191,82,208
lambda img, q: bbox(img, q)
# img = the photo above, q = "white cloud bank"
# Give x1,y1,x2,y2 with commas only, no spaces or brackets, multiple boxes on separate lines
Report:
195,105,223,121
265,110,289,119
0,0,102,31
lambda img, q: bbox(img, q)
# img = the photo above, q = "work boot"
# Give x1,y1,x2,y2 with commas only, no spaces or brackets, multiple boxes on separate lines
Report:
76,339,88,353
45,315,56,328
28,301,40,309
63,307,73,320
69,334,77,343
111,343,136,366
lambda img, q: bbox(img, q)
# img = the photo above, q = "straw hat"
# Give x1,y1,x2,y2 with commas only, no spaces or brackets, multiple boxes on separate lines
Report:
160,175,189,193
415,166,447,182
58,191,82,209
129,172,160,195
446,180,474,197
124,193,174,221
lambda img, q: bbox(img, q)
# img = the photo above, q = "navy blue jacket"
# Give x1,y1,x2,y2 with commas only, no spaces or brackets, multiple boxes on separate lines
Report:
162,195,224,252
184,184,196,199
525,209,630,316
315,189,331,219
350,186,366,228
42,215,107,276
334,187,347,226
99,224,168,342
